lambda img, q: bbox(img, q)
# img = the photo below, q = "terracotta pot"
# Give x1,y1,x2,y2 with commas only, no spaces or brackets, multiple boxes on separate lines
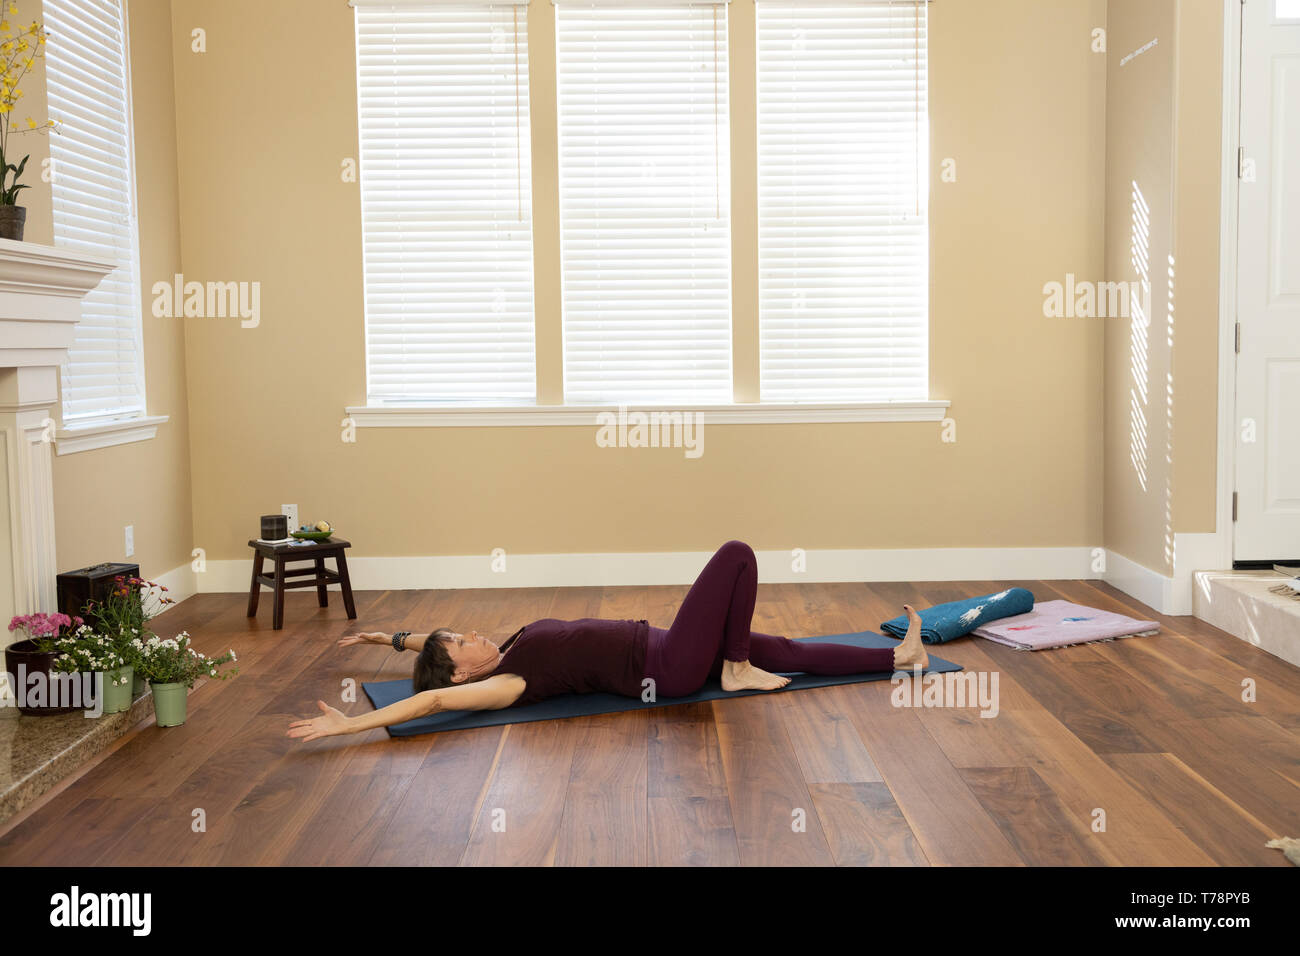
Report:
0,205,26,241
4,639,80,716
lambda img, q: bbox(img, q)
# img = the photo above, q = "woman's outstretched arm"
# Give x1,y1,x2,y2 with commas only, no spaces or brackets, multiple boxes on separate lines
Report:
338,630,428,652
287,674,525,742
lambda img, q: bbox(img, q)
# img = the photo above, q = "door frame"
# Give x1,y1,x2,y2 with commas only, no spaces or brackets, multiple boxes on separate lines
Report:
1213,0,1242,570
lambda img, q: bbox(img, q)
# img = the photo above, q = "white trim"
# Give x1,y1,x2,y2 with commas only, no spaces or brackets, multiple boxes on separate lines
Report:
0,241,116,371
350,0,530,6
0,238,117,298
551,0,732,6
1103,549,1171,614
344,400,950,428
195,545,1097,593
152,560,199,608
54,415,167,456
753,0,931,4
1169,532,1225,615
1103,532,1225,616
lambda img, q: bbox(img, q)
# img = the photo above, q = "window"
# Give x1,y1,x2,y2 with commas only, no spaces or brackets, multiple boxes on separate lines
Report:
44,0,146,426
756,0,929,401
556,0,732,404
345,0,945,425
354,0,535,405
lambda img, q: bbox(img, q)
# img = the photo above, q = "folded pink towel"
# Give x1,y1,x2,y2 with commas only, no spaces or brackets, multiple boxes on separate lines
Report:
972,600,1158,650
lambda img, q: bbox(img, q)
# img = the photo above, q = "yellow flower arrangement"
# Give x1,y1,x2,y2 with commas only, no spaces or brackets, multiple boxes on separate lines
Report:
0,9,54,207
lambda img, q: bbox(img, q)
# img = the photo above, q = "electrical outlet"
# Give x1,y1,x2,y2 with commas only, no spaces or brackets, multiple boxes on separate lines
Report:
124,525,134,557
282,504,299,533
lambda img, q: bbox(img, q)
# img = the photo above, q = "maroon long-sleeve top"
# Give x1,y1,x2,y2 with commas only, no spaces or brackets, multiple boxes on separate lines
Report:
492,617,652,707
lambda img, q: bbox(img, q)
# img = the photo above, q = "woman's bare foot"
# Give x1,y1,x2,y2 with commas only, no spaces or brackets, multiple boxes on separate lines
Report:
721,659,791,692
893,604,930,671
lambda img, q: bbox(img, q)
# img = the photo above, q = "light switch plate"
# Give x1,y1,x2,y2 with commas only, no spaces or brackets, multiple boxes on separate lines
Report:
282,504,298,533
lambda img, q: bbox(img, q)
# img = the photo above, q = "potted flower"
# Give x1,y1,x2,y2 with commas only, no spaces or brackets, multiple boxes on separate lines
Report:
0,12,54,241
50,623,135,715
6,611,83,715
134,632,237,728
87,576,175,696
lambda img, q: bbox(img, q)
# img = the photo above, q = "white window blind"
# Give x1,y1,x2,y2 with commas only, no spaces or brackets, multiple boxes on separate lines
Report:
44,0,146,426
757,0,929,402
355,0,535,405
556,0,732,405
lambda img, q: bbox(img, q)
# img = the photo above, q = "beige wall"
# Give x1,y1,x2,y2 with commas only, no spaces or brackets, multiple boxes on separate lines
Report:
1102,0,1223,575
25,0,194,581
169,0,1109,562
1169,0,1223,534
23,0,1229,581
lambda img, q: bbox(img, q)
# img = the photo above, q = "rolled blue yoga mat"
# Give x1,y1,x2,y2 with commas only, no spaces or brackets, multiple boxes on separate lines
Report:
880,587,1035,644
361,630,962,737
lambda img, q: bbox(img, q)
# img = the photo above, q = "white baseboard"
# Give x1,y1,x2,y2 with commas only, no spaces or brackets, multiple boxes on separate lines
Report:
152,561,198,608
1103,532,1224,615
1103,549,1171,612
1169,532,1225,615
190,546,1101,594
155,540,1229,618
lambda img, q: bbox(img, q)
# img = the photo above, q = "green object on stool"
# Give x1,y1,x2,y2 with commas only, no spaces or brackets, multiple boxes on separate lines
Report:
151,681,188,727
290,530,333,541
101,665,134,714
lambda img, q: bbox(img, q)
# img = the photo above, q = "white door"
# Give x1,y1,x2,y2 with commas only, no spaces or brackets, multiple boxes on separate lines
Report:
1236,0,1300,562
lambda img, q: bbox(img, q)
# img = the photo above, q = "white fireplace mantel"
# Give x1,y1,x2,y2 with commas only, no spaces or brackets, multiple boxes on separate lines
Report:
0,238,119,366
0,238,116,631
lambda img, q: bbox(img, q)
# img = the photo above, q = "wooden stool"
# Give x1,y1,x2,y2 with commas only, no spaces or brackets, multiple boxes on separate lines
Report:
247,538,356,630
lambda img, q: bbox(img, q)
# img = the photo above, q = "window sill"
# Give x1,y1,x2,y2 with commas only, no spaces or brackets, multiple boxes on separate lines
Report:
55,415,169,456
344,401,949,428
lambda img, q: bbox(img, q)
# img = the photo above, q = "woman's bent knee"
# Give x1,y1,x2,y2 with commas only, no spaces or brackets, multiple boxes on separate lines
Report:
717,540,755,563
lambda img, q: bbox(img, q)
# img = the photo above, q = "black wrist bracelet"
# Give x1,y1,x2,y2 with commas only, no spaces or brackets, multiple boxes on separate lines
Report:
392,631,411,651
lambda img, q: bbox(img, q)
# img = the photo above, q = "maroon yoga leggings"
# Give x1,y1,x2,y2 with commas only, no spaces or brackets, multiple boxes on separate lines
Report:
645,540,897,698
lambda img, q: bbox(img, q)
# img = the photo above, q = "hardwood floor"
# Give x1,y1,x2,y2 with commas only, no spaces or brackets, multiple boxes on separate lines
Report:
1,580,1295,866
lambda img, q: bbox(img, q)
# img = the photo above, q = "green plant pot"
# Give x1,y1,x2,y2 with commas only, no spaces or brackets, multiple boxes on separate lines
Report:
100,665,134,714
132,672,147,697
150,681,188,727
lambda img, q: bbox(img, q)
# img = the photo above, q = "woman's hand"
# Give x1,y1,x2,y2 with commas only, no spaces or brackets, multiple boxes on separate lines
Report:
338,631,387,647
287,700,354,741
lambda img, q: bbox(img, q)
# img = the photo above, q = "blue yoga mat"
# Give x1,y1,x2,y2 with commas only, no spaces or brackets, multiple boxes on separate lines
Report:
361,631,963,737
880,588,1035,645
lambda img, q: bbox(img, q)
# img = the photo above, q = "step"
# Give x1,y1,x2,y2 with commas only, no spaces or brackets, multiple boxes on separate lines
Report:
0,689,154,825
1193,571,1300,669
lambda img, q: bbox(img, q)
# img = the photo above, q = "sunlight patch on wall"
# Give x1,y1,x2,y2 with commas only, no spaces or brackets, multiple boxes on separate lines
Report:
1164,253,1176,571
1128,180,1152,492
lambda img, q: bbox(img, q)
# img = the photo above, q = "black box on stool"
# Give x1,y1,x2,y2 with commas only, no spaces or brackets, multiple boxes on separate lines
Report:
261,514,288,539
56,562,141,617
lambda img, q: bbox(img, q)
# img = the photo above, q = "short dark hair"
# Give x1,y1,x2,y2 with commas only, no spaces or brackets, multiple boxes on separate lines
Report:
412,628,458,692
